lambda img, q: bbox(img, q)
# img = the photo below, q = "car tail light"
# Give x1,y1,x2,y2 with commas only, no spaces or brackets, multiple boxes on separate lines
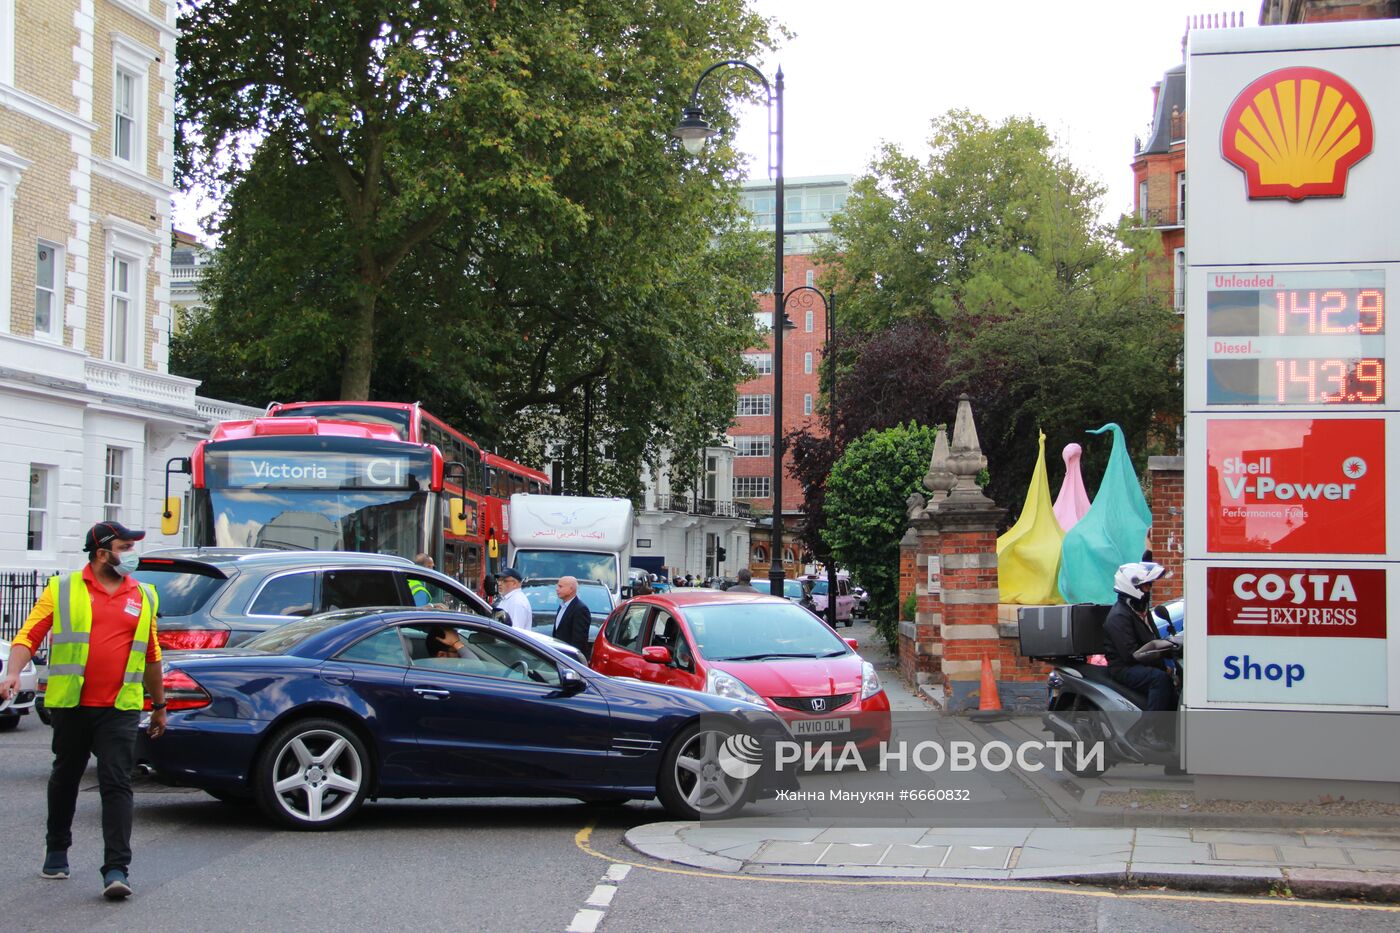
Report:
158,629,230,650
145,668,211,712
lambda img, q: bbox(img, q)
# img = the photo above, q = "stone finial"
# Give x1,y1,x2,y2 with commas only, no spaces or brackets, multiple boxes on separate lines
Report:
923,425,954,505
946,394,994,508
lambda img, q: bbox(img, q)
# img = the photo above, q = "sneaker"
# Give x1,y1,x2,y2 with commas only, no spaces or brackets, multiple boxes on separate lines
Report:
101,869,132,900
40,851,69,880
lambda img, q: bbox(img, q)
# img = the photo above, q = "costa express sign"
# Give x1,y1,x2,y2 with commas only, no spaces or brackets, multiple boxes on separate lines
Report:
1206,566,1387,706
1206,418,1385,553
1221,66,1374,201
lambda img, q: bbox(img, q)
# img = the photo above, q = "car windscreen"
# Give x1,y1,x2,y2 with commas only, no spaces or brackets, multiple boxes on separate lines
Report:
808,580,829,596
682,602,849,661
134,564,227,616
512,550,617,591
240,609,375,654
521,584,612,616
749,579,803,599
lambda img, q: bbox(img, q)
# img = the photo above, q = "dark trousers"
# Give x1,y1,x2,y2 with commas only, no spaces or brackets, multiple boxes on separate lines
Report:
47,707,139,875
1110,664,1178,712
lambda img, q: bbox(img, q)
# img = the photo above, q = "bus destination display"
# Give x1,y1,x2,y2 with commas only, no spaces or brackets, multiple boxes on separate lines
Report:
1206,270,1385,405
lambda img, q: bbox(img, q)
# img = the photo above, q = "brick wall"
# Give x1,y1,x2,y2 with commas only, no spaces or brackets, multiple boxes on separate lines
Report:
1147,456,1184,602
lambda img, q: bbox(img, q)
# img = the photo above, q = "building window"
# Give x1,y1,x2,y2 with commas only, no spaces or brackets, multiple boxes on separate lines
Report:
1138,180,1148,222
803,352,812,375
113,67,138,163
104,447,126,521
0,148,31,334
743,352,773,375
733,475,771,499
803,394,813,416
1176,171,1186,223
28,465,53,552
751,544,768,563
804,309,813,332
110,36,154,169
0,0,14,86
805,269,815,286
736,394,772,417
735,436,771,458
35,242,61,340
107,253,136,363
1173,248,1186,312
753,311,773,331
782,547,796,564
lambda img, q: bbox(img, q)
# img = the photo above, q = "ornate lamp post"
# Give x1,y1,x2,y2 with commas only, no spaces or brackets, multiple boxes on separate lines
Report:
673,61,788,593
784,285,836,625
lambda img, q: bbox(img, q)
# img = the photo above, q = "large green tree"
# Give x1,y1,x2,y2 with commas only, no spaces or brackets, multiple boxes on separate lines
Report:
822,422,938,651
175,0,776,488
813,110,1182,511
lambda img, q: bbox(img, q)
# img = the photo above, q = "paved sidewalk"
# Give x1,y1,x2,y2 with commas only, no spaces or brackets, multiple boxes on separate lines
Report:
625,822,1400,899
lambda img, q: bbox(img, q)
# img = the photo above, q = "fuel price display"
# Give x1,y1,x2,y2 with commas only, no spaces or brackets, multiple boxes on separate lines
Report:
1206,269,1386,405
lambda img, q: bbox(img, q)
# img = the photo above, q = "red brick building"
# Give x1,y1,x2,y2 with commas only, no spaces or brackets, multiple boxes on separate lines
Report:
733,175,851,572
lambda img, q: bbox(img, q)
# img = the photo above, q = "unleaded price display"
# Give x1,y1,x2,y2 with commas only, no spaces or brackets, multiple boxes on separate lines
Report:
1205,270,1386,405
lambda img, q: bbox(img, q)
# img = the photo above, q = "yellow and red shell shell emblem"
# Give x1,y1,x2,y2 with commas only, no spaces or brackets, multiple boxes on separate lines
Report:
1221,66,1373,201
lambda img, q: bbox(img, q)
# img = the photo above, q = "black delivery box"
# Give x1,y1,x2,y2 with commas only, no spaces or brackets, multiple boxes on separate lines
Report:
1017,603,1110,659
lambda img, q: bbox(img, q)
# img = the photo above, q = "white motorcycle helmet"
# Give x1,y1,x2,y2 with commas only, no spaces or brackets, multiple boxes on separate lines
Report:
1113,561,1167,602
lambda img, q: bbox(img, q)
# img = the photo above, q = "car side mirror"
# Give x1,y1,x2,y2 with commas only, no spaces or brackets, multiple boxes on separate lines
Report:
844,638,859,651
642,645,672,665
558,666,587,695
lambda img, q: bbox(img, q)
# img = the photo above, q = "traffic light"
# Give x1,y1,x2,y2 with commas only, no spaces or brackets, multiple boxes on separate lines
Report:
717,546,727,563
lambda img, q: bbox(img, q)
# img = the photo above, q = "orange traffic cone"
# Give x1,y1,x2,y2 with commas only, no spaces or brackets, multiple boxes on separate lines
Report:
970,654,1011,722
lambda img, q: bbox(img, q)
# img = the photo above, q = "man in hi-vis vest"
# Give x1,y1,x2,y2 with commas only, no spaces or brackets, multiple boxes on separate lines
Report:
1,522,167,900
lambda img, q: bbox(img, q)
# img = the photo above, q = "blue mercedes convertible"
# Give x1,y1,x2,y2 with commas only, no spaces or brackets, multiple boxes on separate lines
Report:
137,608,793,829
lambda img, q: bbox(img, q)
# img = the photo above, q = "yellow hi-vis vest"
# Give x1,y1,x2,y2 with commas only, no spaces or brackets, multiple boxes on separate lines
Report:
45,571,157,711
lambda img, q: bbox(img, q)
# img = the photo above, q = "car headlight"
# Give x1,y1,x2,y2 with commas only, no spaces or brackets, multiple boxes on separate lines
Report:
860,661,882,700
705,668,763,704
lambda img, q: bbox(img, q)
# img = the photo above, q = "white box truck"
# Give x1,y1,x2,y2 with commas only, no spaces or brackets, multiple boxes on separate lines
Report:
506,494,635,602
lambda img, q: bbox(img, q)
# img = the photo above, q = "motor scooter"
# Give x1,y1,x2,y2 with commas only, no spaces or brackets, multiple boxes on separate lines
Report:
1041,605,1183,776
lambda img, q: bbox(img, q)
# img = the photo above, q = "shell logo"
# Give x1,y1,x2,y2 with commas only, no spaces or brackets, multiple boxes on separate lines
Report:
1221,66,1373,201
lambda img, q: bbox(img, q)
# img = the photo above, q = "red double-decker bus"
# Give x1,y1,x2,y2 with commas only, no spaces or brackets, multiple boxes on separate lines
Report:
164,401,546,590
481,450,550,574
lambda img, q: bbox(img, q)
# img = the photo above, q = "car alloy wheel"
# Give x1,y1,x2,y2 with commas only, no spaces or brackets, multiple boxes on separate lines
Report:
658,723,753,820
255,718,368,829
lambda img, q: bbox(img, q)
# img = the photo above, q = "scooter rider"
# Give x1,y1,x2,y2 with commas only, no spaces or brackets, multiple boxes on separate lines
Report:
1102,561,1174,752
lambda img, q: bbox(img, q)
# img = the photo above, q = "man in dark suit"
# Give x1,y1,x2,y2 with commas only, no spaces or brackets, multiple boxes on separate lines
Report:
552,576,593,657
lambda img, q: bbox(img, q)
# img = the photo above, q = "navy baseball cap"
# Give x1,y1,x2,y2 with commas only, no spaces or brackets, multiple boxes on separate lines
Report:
83,521,146,553
497,567,523,582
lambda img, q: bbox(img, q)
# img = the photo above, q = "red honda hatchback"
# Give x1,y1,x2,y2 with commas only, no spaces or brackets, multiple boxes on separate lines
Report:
590,591,891,750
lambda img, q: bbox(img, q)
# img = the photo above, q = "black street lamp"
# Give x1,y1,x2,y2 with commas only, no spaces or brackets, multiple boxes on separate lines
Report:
673,60,788,593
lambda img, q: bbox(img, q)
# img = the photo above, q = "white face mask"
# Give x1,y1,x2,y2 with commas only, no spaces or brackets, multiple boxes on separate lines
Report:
111,550,140,577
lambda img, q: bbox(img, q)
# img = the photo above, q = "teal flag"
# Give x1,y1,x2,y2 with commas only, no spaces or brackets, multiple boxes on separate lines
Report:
1056,423,1152,605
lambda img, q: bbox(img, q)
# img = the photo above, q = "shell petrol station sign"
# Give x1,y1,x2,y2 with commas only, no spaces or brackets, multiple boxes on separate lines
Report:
1185,23,1400,783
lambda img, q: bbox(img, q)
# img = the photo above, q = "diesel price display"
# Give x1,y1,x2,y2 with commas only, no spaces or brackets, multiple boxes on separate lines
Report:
1205,270,1385,405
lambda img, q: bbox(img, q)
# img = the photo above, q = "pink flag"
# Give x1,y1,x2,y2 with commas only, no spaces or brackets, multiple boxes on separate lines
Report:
1053,443,1091,532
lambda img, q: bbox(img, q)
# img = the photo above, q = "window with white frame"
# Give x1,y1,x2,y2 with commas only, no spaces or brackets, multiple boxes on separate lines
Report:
743,352,773,375
1138,180,1148,222
1173,248,1186,312
804,309,813,332
0,0,14,87
734,436,771,458
753,311,773,331
803,393,813,416
805,269,814,286
104,447,126,521
35,241,61,340
1176,171,1186,223
0,147,30,333
107,253,136,362
111,36,153,168
733,475,770,499
803,352,812,374
736,394,771,417
28,464,54,552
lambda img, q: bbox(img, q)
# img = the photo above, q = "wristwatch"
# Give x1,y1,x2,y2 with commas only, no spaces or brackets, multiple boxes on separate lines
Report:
151,701,168,711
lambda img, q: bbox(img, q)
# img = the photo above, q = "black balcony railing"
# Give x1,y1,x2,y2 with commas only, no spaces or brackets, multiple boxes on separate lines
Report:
654,494,752,519
1134,206,1183,228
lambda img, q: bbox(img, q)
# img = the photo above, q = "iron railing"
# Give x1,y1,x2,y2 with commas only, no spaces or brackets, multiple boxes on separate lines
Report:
1,570,54,641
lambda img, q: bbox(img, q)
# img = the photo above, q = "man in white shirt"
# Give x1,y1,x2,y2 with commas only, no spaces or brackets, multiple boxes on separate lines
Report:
495,567,533,631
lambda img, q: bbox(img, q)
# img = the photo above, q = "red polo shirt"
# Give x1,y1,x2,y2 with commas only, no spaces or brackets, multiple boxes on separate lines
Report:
15,565,162,707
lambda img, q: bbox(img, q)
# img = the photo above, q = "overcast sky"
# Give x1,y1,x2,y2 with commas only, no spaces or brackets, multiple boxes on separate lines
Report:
729,0,1233,222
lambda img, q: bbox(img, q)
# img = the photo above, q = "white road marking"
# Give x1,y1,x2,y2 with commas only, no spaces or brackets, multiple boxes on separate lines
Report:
566,863,630,932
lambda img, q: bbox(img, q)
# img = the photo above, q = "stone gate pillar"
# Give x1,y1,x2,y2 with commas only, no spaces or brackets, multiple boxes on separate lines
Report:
897,429,952,690
932,396,1008,711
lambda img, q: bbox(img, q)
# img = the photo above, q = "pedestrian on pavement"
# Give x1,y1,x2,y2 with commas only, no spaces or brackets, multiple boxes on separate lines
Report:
495,567,533,630
0,521,167,900
551,576,592,657
727,568,758,594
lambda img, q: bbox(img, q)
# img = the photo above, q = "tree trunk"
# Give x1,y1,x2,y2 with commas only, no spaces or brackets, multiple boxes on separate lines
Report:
340,287,377,399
